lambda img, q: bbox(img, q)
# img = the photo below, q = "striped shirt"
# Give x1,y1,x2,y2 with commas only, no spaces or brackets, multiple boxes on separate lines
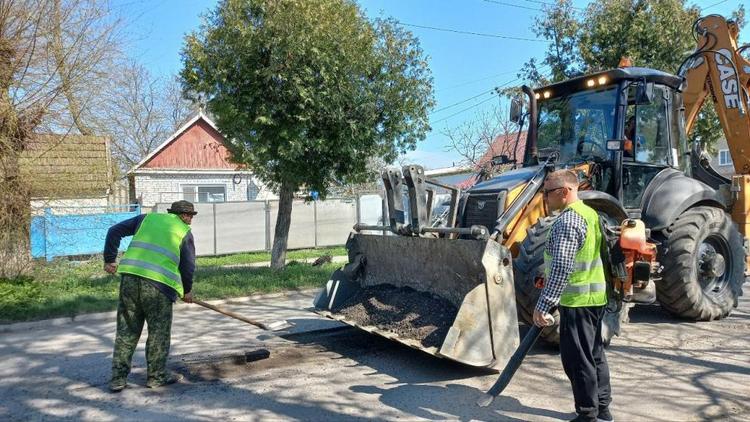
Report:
535,206,587,314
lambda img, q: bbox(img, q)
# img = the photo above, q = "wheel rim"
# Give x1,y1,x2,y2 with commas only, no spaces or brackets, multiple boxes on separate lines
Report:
697,235,731,296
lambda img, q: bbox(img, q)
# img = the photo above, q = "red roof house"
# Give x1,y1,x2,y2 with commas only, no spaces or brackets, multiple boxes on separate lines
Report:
452,131,528,190
128,112,273,207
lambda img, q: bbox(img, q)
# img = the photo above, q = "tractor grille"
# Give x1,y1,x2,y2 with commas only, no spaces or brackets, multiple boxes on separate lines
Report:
463,192,505,230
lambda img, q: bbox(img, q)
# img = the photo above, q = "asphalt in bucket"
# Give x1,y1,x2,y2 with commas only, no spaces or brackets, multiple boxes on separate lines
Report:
332,284,458,348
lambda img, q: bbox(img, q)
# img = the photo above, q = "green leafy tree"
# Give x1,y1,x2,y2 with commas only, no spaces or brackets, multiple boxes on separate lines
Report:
522,0,745,152
181,0,434,268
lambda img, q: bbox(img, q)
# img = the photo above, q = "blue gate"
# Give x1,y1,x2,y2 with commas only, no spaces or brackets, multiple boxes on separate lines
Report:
31,205,141,261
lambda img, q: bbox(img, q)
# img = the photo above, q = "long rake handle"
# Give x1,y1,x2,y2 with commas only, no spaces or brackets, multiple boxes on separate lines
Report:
193,299,271,330
477,325,544,407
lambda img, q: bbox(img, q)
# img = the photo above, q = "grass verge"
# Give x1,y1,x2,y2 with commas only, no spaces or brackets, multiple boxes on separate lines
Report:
0,260,339,323
196,246,346,266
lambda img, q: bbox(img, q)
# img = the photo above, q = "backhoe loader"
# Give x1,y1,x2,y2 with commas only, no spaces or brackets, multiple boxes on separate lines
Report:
314,14,750,370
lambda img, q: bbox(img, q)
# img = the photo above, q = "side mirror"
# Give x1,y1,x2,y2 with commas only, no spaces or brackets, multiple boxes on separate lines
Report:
509,97,523,123
491,154,516,165
635,82,654,105
606,139,623,151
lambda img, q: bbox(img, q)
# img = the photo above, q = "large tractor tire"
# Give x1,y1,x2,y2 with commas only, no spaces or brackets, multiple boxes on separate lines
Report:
656,206,746,320
513,216,561,344
513,215,627,346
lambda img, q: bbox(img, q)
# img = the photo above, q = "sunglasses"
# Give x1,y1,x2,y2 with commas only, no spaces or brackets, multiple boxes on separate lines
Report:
543,186,568,196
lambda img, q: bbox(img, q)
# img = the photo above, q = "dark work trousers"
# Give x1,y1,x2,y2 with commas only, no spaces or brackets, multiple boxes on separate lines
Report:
111,274,173,383
559,305,612,421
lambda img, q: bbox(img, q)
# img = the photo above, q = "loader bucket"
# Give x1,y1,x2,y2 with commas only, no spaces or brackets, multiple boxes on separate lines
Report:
313,233,520,370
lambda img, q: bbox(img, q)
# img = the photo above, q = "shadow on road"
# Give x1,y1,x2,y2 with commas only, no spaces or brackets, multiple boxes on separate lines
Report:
349,383,573,421
277,321,571,421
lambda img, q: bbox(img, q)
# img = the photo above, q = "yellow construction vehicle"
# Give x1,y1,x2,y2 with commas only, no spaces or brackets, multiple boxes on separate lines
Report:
314,14,750,370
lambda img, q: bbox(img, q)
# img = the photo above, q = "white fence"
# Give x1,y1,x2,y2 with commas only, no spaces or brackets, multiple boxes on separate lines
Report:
153,195,385,256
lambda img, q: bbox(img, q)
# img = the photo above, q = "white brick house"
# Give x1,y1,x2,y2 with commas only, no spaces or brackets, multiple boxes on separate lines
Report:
709,136,736,178
128,112,275,207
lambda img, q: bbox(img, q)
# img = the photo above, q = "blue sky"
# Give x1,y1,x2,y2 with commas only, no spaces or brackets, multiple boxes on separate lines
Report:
113,0,748,169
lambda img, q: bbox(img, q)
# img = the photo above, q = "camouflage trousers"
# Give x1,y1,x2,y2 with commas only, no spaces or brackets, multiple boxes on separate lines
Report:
111,274,173,383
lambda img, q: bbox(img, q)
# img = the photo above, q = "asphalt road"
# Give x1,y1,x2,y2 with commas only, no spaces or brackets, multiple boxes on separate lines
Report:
1,285,748,421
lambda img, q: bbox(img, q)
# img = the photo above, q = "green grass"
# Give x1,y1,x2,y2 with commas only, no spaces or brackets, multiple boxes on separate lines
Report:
0,255,341,323
195,246,346,266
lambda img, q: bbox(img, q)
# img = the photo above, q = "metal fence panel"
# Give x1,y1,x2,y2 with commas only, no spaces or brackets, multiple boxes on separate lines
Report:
215,202,266,254
358,194,384,225
268,200,316,250
316,199,357,246
29,197,386,260
148,196,385,256
30,206,140,261
191,203,217,256
155,202,216,256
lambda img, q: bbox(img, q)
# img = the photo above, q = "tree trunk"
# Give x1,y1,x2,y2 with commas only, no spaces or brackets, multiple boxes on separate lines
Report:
270,182,295,269
0,154,31,279
0,38,32,278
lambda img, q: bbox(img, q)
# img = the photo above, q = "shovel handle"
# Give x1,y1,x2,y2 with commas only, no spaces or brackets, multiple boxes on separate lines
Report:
478,325,544,407
193,299,270,330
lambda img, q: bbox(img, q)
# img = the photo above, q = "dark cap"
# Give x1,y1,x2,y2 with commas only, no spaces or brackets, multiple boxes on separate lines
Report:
168,200,197,215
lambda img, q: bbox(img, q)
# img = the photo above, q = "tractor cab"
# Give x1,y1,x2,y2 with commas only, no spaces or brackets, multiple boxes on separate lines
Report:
522,67,688,214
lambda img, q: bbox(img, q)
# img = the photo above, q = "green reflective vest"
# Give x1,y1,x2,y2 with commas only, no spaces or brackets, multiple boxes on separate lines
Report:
544,200,607,307
118,213,190,297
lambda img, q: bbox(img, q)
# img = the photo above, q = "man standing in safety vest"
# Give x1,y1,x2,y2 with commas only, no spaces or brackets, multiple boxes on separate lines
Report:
534,170,613,422
103,200,197,392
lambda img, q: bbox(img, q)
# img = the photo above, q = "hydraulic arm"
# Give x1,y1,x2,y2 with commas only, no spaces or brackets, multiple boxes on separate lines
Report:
681,15,750,237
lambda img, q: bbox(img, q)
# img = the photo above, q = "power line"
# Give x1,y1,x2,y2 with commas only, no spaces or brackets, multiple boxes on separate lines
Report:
433,63,550,114
431,89,495,114
481,0,542,12
519,0,585,11
398,22,550,43
430,77,524,124
431,95,499,125
432,75,526,115
440,69,520,92
703,0,730,10
522,0,556,6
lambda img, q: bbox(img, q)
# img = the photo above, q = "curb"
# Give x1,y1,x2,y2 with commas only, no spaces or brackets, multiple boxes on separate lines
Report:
219,255,347,269
0,288,321,334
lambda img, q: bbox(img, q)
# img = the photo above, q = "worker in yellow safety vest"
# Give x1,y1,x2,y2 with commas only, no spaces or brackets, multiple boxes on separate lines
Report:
534,170,613,422
103,200,197,392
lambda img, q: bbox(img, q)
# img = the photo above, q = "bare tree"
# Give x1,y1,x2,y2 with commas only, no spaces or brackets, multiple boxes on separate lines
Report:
48,0,121,135
99,61,195,170
0,0,121,277
442,105,521,179
163,75,195,131
332,156,389,196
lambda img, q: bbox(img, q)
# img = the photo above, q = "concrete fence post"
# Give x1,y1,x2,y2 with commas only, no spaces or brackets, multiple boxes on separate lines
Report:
43,208,51,261
264,200,271,251
355,194,361,225
212,203,218,255
313,200,318,248
381,196,387,236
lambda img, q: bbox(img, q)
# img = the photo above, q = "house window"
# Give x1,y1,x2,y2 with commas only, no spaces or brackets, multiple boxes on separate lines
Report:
182,185,226,203
719,150,733,166
247,180,260,201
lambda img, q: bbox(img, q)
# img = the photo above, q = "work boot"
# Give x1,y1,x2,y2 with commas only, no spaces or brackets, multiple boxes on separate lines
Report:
597,407,614,422
108,377,127,392
146,372,184,388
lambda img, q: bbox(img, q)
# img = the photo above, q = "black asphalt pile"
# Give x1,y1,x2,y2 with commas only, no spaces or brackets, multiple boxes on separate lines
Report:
332,284,458,348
